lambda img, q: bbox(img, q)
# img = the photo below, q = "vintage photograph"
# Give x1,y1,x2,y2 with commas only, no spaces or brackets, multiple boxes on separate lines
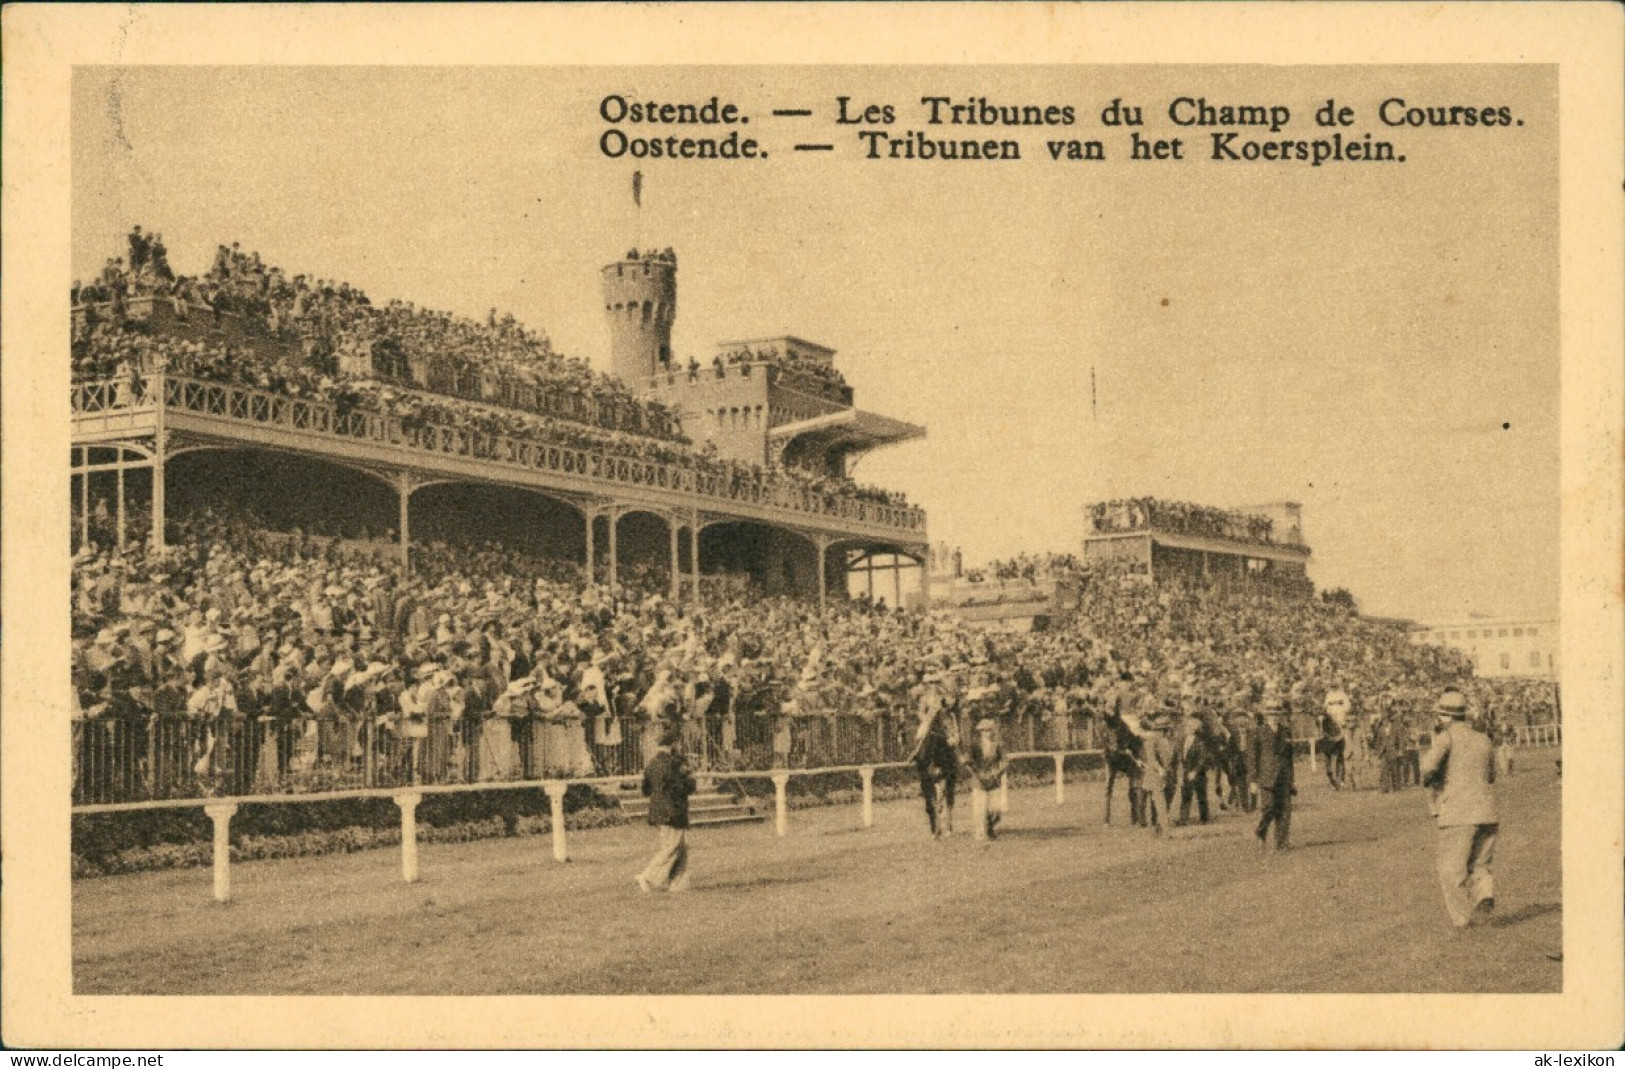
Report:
7,2,1622,1051
64,61,1563,994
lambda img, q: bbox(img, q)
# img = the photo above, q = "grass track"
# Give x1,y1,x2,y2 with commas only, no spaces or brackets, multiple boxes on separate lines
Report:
74,756,1561,994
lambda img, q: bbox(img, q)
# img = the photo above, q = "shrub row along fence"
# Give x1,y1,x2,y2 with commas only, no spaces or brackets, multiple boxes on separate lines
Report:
74,748,1110,903
72,711,1102,807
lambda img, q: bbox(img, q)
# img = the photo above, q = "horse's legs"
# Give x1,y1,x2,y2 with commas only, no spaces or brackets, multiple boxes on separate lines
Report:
1104,766,1117,824
918,766,938,835
942,772,956,835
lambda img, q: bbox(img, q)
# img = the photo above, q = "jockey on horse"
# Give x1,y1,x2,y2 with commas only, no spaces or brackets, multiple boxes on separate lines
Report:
1102,671,1149,826
910,666,965,837
1320,684,1350,789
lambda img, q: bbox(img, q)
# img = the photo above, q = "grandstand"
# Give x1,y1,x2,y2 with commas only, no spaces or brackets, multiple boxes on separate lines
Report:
67,228,1557,876
1083,497,1312,593
72,232,928,605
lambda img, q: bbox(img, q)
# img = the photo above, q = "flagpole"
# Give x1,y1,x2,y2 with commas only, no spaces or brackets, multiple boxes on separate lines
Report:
632,170,644,252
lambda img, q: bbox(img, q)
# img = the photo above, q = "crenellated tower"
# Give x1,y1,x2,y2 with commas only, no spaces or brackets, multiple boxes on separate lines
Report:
600,250,677,387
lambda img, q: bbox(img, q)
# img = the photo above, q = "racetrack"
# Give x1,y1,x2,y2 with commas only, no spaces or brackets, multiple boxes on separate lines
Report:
73,752,1562,994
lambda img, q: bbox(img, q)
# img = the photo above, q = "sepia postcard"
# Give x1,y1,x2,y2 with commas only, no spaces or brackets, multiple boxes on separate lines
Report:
3,2,1622,1051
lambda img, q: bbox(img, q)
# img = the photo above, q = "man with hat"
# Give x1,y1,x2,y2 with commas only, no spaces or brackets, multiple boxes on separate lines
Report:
1419,687,1500,928
1254,696,1295,851
1138,707,1171,836
636,721,696,893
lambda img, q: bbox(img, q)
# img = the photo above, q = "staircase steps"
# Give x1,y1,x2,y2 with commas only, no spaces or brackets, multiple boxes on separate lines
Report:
611,781,766,828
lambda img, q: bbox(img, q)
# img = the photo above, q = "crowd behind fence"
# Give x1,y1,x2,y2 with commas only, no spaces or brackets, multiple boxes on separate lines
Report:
73,711,1099,806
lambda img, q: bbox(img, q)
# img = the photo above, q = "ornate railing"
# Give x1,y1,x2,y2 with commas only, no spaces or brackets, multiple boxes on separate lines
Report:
75,296,683,441
72,373,926,535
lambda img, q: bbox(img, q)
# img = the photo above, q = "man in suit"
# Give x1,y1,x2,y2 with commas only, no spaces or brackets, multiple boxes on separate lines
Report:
1254,697,1295,851
1420,688,1499,928
636,723,696,893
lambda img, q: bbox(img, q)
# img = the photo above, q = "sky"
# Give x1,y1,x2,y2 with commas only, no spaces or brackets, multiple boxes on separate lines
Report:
72,65,1559,622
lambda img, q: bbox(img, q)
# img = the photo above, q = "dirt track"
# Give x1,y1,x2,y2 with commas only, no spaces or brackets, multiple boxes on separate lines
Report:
74,753,1562,994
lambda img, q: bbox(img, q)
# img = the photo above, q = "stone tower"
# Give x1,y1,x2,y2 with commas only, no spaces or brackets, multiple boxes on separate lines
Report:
601,251,677,390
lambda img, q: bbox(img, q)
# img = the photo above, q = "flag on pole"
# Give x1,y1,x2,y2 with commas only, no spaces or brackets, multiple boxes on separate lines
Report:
632,170,643,209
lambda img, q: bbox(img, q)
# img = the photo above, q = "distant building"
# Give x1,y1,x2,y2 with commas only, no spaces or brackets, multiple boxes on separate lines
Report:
1410,617,1559,678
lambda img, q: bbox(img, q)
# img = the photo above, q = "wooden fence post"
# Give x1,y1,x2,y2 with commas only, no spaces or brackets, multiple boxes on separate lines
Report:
204,801,238,903
544,782,570,862
859,766,875,828
395,791,421,883
1054,753,1066,805
772,773,790,837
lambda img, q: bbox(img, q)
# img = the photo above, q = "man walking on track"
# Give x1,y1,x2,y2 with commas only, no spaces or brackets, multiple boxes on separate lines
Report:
1420,687,1500,929
1254,696,1295,851
636,723,696,893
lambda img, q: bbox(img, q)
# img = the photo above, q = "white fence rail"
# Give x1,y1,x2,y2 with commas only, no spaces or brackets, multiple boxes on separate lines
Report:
75,749,1106,902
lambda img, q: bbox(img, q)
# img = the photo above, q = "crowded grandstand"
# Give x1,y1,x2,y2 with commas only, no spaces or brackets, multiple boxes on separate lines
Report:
71,227,1557,850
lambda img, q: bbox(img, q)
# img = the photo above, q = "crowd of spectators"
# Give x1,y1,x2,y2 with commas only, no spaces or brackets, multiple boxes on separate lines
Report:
709,342,851,402
973,552,1084,583
74,228,683,441
1090,498,1283,547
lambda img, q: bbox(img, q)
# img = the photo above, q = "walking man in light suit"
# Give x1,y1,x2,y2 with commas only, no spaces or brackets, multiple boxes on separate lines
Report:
1420,688,1500,928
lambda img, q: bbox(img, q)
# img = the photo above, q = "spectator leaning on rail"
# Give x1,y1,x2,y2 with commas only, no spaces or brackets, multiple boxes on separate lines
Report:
1419,688,1499,929
636,721,696,894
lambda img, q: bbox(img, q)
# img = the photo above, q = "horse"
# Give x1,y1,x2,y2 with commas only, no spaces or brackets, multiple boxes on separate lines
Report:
1317,714,1347,789
911,703,963,837
1102,710,1146,826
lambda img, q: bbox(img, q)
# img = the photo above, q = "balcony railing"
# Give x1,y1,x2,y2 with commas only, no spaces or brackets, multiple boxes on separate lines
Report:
71,373,926,535
75,296,682,441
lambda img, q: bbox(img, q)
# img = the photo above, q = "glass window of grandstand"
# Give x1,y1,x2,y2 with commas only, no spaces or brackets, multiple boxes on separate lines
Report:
1498,629,1508,638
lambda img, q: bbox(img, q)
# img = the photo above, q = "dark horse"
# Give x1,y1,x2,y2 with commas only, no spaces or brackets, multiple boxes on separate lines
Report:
911,706,962,837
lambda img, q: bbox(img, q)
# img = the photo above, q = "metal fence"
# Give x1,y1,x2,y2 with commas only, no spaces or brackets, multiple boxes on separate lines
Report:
72,712,1104,806
1513,722,1561,747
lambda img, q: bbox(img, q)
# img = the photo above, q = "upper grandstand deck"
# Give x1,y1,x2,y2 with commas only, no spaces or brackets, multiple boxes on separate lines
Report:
1083,497,1312,592
71,230,928,600
73,235,685,443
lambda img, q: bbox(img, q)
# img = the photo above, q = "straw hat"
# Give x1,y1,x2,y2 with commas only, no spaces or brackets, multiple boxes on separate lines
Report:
1435,689,1469,718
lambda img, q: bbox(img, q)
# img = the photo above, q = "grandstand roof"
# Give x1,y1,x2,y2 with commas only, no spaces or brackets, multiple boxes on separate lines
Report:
768,407,926,458
1085,527,1312,563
